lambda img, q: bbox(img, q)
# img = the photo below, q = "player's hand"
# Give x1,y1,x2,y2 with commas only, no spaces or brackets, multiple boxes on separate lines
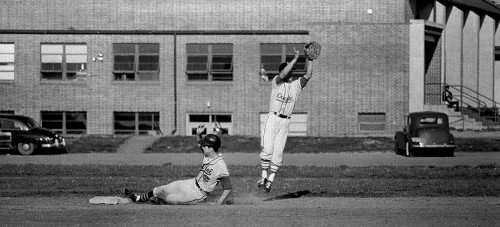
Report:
293,47,299,59
196,125,205,135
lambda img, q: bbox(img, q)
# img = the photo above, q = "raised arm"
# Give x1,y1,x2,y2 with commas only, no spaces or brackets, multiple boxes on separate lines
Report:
196,125,205,143
276,47,300,84
300,59,313,88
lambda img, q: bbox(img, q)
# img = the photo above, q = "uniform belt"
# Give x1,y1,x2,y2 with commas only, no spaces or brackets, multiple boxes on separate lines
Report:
195,180,209,194
273,112,290,119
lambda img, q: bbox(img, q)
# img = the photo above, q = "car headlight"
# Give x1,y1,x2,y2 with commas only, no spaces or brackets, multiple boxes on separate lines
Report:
411,137,421,143
38,137,52,142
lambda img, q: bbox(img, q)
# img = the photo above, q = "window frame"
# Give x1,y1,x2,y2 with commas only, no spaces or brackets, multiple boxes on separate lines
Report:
260,43,307,82
113,112,160,135
40,43,87,81
357,112,386,132
186,43,233,81
41,111,87,135
0,110,15,115
186,113,232,135
0,43,15,81
113,43,160,81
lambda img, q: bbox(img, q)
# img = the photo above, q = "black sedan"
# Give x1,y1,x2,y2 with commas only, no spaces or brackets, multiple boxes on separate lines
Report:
0,114,66,155
394,111,456,157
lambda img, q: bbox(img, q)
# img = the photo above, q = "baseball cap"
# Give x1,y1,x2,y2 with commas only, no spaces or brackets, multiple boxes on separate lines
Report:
279,62,296,72
198,134,221,150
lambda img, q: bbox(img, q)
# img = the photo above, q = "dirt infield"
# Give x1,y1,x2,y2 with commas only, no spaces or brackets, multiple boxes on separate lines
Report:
1,196,499,226
1,152,499,226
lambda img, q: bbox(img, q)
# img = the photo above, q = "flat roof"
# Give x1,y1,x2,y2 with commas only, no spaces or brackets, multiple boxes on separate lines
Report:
444,0,500,18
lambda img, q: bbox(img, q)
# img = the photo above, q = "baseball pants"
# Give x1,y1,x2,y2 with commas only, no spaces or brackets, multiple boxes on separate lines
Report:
260,112,290,167
153,178,207,204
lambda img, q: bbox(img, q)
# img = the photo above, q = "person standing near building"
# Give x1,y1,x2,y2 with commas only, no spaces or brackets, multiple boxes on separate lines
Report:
258,46,315,192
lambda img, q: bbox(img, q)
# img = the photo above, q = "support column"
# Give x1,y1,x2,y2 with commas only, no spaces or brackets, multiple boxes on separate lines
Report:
496,22,500,103
444,6,463,87
409,20,425,112
462,10,480,105
479,15,495,106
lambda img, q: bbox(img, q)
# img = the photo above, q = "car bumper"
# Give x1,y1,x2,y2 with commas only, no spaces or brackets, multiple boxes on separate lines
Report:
413,144,456,148
41,138,66,148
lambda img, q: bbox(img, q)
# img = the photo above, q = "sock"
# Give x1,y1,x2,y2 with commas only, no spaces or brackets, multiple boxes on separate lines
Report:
268,164,279,182
137,191,155,202
261,159,270,179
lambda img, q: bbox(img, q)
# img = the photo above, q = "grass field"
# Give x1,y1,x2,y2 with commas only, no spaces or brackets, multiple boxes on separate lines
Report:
0,164,498,198
1,135,498,199
148,136,500,153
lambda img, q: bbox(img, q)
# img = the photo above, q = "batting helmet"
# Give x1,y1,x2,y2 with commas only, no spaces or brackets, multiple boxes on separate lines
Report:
198,134,221,151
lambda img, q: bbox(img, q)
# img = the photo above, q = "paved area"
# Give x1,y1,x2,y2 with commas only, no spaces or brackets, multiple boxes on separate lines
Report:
117,136,162,154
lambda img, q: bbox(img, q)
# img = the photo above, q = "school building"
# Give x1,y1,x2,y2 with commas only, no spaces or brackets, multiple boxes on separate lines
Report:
1,0,499,137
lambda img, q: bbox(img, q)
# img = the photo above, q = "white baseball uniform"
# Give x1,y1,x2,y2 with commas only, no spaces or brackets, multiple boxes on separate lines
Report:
260,76,303,166
153,154,229,204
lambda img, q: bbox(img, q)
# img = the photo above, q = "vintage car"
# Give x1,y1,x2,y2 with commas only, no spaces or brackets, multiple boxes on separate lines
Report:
0,114,66,155
394,111,456,157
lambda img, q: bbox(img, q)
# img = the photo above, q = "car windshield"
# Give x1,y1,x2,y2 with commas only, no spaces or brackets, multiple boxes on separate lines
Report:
25,118,41,129
419,117,443,125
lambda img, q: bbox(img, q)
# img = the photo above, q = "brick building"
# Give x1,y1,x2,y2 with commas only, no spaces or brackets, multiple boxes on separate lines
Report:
1,0,499,136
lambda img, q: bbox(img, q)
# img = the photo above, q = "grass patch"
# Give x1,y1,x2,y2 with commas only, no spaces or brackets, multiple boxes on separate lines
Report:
15,135,495,154
454,138,500,152
145,136,499,153
145,136,396,153
0,164,498,198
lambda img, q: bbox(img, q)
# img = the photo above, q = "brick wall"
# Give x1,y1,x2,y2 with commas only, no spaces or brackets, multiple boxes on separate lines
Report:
0,0,410,136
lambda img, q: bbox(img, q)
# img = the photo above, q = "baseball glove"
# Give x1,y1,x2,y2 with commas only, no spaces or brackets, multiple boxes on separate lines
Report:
304,42,321,60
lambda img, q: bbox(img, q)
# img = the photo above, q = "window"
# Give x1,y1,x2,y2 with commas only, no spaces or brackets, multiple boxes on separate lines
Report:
41,111,87,134
260,43,307,81
260,112,308,136
186,114,232,135
41,44,87,80
113,44,160,81
0,119,21,130
186,44,233,81
0,43,15,81
0,110,14,115
114,112,160,135
358,113,386,132
419,117,443,125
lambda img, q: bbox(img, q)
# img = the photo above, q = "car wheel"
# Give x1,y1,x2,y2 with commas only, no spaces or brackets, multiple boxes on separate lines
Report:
17,143,36,155
405,142,413,157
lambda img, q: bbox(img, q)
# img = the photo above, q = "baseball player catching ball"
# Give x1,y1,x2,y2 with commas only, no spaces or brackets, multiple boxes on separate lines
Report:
258,43,318,192
124,125,234,205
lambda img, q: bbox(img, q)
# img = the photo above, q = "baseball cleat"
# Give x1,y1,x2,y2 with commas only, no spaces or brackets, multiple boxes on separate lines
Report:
264,180,272,193
123,188,137,202
257,178,267,189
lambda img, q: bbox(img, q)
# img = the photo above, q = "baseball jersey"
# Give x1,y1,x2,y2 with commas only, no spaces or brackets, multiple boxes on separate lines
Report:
195,154,229,193
269,76,303,116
